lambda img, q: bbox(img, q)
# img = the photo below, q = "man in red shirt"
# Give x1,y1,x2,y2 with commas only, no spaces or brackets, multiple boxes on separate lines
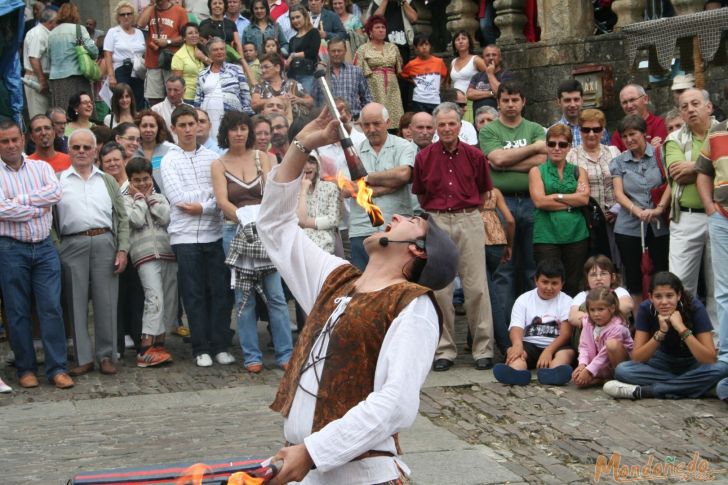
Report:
27,115,71,173
611,83,667,151
137,0,187,106
412,101,495,372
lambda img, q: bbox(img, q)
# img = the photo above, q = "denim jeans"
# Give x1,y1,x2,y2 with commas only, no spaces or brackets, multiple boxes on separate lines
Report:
223,224,293,366
350,236,369,271
486,245,510,352
492,195,536,325
614,350,728,399
114,64,146,110
709,211,728,364
172,240,233,357
479,1,500,46
0,237,67,379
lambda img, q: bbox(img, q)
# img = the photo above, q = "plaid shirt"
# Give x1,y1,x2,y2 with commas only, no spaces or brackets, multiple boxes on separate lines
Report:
0,156,61,242
224,222,276,314
566,144,621,211
312,63,373,118
552,115,611,147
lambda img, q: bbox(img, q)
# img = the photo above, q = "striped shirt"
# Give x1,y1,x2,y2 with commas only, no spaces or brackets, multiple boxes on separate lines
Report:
0,156,62,242
160,145,223,245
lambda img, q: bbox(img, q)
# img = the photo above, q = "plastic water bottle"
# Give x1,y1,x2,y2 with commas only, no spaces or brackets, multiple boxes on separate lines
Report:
22,77,41,92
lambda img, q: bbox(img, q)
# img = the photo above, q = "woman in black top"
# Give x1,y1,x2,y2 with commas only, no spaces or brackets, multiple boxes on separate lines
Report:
199,0,243,59
286,4,320,93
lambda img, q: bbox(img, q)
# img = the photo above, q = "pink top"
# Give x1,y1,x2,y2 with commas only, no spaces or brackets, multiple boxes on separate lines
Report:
578,315,634,378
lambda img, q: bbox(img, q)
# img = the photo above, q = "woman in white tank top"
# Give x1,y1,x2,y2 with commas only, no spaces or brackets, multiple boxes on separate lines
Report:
449,30,485,122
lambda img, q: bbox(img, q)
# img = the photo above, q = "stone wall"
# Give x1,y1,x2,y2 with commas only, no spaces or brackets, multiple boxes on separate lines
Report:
500,33,728,131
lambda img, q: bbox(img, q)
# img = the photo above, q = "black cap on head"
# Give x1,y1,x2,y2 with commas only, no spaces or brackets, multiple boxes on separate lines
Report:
415,214,458,291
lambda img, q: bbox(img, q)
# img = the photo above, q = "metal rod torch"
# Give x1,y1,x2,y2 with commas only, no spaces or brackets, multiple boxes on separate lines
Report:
313,69,369,181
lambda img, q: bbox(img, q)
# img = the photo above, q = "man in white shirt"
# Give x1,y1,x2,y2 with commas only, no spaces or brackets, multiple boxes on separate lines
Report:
258,108,457,485
161,104,233,367
57,129,130,377
151,75,186,140
226,0,250,38
23,7,56,118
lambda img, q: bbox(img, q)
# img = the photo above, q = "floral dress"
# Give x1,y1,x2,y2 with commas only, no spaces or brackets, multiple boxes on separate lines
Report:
353,42,403,127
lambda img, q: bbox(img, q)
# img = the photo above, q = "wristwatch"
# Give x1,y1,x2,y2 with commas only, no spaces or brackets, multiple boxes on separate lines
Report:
558,193,564,200
166,39,171,46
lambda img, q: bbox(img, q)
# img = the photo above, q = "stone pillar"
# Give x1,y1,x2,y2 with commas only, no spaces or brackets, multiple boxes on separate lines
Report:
539,0,593,41
493,0,527,45
445,0,480,48
671,0,704,15
611,0,646,30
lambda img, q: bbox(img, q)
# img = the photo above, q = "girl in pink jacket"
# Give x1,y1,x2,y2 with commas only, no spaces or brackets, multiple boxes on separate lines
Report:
572,288,634,387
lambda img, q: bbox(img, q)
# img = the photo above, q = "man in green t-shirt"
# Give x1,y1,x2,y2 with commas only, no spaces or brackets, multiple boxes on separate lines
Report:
666,88,719,320
478,82,546,348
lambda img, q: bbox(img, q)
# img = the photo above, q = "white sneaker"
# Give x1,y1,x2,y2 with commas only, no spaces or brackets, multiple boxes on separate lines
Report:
195,353,213,367
0,377,12,393
603,380,639,399
215,352,235,365
125,335,135,349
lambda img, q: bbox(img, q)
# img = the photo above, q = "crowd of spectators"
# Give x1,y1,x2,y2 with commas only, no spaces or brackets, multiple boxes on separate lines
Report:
1,0,727,405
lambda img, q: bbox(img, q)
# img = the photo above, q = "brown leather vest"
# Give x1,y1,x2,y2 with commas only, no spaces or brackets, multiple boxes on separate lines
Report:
270,264,439,448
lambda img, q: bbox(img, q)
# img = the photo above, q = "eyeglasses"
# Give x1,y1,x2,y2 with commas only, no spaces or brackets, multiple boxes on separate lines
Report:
588,271,611,278
118,12,133,17
580,126,603,134
621,94,645,106
119,135,141,142
71,144,94,151
546,141,569,149
52,121,66,126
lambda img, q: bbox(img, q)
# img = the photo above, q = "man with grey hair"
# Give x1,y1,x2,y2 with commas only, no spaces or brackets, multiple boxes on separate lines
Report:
350,102,416,270
23,7,56,118
57,129,130,377
412,101,494,371
666,87,719,322
474,105,498,132
611,83,667,151
151,75,186,140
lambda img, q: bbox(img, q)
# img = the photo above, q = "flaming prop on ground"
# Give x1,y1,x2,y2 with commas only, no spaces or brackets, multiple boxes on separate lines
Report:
331,172,384,226
175,463,269,484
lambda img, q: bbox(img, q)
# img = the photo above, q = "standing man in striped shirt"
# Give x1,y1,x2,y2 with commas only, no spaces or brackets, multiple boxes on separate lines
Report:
0,120,73,390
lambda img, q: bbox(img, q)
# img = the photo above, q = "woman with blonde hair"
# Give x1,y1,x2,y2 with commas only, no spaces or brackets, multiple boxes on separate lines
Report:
48,3,99,108
104,1,146,108
286,4,320,93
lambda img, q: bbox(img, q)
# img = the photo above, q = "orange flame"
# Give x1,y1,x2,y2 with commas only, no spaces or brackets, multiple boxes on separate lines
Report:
327,171,384,226
175,463,211,485
175,463,266,485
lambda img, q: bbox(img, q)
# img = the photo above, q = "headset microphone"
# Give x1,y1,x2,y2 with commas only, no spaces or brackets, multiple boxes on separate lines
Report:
379,237,426,250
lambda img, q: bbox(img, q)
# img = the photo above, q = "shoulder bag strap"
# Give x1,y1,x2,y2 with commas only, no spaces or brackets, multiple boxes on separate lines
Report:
654,147,667,183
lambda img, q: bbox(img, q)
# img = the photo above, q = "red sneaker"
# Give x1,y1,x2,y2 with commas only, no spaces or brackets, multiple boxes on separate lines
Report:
137,347,172,367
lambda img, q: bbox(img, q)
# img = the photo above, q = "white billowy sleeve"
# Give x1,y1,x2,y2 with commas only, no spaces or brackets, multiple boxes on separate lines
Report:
257,165,348,312
303,295,439,471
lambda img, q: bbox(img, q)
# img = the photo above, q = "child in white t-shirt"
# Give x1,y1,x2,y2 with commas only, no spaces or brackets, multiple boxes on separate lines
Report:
493,259,575,386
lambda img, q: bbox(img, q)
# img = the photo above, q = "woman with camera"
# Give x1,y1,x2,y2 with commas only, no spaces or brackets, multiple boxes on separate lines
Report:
286,4,320,93
104,1,146,109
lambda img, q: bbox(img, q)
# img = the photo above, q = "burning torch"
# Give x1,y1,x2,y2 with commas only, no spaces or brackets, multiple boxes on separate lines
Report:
314,69,384,226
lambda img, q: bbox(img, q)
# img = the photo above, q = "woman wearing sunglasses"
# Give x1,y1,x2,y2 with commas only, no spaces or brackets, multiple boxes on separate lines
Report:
529,123,590,296
567,109,621,261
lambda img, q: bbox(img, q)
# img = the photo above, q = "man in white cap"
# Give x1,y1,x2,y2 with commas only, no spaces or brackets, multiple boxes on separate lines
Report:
671,73,695,107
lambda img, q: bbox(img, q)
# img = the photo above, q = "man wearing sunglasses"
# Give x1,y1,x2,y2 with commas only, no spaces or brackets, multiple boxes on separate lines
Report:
57,129,130,377
551,79,609,147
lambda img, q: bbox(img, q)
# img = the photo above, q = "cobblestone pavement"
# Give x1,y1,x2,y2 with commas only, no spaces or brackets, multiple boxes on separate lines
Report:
1,319,727,484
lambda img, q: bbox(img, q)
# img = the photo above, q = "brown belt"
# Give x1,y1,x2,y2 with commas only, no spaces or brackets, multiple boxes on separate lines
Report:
285,442,394,462
428,207,478,214
66,228,111,237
